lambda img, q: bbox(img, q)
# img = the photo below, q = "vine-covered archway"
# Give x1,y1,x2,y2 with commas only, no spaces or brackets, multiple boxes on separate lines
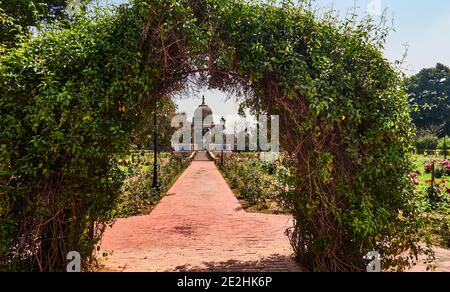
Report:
0,0,426,272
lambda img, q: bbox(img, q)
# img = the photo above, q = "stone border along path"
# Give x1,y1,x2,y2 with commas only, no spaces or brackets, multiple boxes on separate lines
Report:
99,160,303,272
98,158,450,272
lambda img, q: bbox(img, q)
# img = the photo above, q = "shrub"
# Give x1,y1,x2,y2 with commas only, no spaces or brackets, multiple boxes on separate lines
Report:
259,161,277,175
437,136,449,149
426,179,450,211
435,166,446,179
116,172,157,217
442,160,450,176
441,220,450,248
0,2,189,270
221,154,295,214
424,161,434,173
115,154,189,218
414,134,439,151
424,159,449,177
410,172,419,186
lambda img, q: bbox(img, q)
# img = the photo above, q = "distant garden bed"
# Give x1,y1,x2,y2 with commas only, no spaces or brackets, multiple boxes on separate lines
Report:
219,153,292,215
410,155,450,248
220,153,450,250
114,152,190,218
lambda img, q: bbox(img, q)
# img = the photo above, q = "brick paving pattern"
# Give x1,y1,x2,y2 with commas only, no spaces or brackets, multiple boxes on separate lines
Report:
99,159,450,272
409,247,450,272
193,150,212,161
99,160,302,272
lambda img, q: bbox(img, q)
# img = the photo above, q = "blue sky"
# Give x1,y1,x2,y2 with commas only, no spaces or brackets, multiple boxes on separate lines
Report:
314,0,450,73
105,0,450,123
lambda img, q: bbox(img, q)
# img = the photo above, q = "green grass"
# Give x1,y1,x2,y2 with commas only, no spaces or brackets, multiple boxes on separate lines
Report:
411,154,450,249
412,155,450,190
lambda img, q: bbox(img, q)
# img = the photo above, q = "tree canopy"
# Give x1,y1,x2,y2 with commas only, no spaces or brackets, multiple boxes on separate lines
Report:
408,63,450,136
0,0,89,47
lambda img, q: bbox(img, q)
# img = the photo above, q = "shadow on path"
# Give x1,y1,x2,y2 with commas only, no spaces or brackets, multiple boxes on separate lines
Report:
172,254,305,272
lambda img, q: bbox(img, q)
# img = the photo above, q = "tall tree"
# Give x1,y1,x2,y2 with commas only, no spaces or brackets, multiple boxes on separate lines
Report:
132,95,178,151
0,0,88,47
407,63,450,136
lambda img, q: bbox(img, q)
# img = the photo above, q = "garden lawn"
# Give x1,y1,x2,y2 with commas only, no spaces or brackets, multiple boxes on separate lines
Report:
412,155,450,190
411,154,450,249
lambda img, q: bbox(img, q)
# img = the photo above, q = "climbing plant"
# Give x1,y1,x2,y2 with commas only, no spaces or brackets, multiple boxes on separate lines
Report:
0,1,92,48
0,1,194,271
0,0,431,271
189,0,431,272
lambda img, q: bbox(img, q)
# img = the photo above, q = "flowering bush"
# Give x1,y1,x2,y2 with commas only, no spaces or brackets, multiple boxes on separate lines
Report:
220,154,291,213
442,160,450,176
442,160,450,168
424,161,434,173
424,159,449,178
410,172,420,186
427,179,450,203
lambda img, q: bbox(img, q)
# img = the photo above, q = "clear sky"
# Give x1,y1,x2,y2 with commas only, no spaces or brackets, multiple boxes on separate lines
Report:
313,0,450,73
106,0,450,124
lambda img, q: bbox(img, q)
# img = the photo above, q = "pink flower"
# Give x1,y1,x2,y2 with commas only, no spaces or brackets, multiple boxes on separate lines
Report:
442,160,450,170
410,173,419,186
424,162,434,172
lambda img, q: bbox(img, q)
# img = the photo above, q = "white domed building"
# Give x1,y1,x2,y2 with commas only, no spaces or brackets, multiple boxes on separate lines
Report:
192,96,216,150
173,96,231,152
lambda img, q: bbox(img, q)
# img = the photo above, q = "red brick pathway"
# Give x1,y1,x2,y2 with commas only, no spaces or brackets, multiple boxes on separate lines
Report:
98,160,450,272
99,161,302,272
409,247,450,272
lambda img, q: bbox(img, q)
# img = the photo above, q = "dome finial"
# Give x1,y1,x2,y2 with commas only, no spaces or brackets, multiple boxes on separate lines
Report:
202,95,205,105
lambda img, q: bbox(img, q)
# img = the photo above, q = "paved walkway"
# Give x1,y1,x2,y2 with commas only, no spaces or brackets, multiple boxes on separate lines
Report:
193,151,212,161
409,247,450,272
98,159,450,272
99,161,301,272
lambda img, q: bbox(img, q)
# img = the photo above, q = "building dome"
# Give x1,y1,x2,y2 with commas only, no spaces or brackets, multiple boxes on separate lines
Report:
194,96,214,123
